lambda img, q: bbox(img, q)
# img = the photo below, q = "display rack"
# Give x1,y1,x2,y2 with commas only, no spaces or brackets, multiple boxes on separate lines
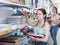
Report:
0,24,18,38
0,0,29,38
7,16,26,29
0,29,17,38
7,16,23,18
0,0,30,8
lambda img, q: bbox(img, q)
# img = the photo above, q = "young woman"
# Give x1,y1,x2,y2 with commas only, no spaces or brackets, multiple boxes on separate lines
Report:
25,8,50,45
49,7,60,45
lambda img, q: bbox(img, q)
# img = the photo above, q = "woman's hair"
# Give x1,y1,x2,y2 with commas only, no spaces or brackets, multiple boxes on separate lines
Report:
53,7,58,14
37,8,46,15
37,8,47,22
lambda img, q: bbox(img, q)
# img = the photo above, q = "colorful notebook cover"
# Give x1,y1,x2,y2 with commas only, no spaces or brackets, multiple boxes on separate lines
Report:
9,35,24,38
30,34,44,38
0,44,5,45
0,37,19,43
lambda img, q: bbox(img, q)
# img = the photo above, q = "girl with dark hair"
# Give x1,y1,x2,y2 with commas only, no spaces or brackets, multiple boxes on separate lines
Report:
25,8,50,45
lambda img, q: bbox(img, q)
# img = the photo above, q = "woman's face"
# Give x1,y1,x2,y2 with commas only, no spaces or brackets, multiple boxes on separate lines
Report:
36,10,44,20
52,8,57,14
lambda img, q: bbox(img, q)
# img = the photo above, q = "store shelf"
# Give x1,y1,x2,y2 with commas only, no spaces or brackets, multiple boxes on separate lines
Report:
0,24,18,38
7,16,23,18
0,0,30,8
0,29,18,38
7,16,26,29
0,29,12,36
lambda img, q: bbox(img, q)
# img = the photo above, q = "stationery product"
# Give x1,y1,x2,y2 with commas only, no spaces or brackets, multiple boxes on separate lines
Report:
9,0,19,3
35,0,38,8
20,26,34,35
33,0,35,8
30,34,45,38
0,37,23,45
0,44,5,45
0,38,20,42
25,0,30,6
30,0,33,8
20,0,24,4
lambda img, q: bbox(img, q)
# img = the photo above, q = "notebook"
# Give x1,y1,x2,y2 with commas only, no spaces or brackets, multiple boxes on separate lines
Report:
30,34,44,38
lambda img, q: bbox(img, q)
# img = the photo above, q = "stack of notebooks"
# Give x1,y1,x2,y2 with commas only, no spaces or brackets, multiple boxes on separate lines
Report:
29,34,45,38
0,44,4,45
0,37,20,45
9,35,26,45
0,35,26,45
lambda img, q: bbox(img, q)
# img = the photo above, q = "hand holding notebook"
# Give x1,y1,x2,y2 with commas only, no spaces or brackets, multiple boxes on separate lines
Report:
29,34,44,38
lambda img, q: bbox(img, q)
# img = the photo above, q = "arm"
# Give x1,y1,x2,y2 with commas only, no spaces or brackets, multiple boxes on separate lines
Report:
51,15,59,25
26,18,38,26
25,13,38,26
51,19,59,25
35,23,50,42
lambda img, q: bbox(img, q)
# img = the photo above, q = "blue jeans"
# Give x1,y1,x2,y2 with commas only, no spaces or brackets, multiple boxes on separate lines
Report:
35,41,49,45
50,25,58,45
28,40,49,45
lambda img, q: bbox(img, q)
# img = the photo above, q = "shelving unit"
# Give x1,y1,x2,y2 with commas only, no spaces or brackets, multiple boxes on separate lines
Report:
0,0,30,8
0,29,17,38
7,16,23,18
0,0,30,38
0,24,18,37
7,16,26,29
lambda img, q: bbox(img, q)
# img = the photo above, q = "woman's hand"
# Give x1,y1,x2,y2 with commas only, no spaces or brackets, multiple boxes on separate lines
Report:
27,33,31,36
35,38,40,41
30,36,36,40
30,36,42,41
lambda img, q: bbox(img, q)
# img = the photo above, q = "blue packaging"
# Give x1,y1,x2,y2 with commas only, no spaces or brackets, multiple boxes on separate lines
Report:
16,10,21,15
